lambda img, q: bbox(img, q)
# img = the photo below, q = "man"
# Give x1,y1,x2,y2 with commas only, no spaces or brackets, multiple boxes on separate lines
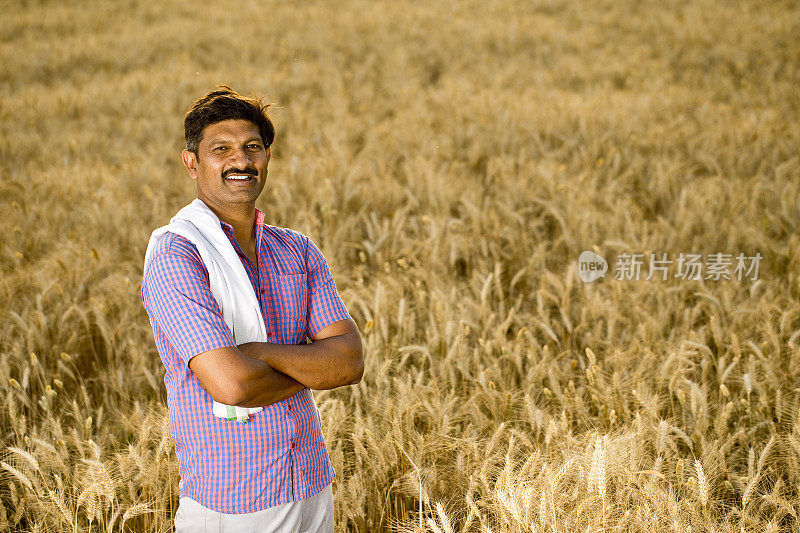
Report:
141,86,363,532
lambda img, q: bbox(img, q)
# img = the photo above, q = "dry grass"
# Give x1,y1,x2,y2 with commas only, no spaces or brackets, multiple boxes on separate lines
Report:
1,0,799,531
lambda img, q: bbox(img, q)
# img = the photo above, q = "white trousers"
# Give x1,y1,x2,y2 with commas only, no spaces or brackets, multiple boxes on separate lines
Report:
174,484,334,533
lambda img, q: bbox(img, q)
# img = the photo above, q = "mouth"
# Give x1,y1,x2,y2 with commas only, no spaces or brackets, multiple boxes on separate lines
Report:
225,174,256,183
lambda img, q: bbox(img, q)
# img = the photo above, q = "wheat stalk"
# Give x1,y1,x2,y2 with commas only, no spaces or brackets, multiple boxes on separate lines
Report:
587,435,607,525
1,462,33,492
694,459,708,507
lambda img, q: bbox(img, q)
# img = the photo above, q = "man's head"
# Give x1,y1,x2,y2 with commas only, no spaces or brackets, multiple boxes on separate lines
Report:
181,86,275,210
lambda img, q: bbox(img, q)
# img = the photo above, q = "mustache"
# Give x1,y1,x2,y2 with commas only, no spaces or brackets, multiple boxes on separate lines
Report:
222,167,258,179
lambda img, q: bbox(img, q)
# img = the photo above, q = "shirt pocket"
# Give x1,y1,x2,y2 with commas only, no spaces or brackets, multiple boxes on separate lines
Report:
276,272,309,326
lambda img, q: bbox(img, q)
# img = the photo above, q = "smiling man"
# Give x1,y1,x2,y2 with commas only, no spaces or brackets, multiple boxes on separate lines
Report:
141,86,363,532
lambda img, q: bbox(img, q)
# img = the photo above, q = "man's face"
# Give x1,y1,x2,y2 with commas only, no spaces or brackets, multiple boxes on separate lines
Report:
181,119,271,209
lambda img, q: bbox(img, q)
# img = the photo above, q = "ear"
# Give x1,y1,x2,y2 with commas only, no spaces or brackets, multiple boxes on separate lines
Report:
181,149,199,181
266,145,271,161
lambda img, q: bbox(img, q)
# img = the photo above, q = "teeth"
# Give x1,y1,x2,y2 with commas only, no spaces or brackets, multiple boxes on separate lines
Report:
227,175,252,180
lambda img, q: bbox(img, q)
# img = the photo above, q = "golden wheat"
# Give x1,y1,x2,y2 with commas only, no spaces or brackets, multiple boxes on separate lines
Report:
2,0,800,531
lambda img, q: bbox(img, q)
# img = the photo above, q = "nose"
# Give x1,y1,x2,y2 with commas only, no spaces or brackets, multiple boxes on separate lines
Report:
227,145,253,168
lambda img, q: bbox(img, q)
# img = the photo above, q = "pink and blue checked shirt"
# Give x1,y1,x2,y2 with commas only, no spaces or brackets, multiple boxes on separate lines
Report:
141,206,351,513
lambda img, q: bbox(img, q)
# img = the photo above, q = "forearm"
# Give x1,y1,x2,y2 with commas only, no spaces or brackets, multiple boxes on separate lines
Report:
232,354,306,408
239,334,362,390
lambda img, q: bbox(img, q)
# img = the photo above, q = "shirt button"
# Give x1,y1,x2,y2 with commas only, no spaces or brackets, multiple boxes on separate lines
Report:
291,442,296,449
267,331,272,337
287,403,292,410
260,289,265,294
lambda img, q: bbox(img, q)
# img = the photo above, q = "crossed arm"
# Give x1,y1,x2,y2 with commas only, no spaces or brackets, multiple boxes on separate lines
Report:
188,318,364,408
144,236,362,409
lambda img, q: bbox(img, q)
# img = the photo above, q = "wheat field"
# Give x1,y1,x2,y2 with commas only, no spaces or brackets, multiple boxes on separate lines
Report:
1,0,799,531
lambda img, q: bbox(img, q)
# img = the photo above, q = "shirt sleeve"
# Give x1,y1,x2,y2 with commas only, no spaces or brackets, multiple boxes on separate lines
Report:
142,249,237,367
305,236,352,339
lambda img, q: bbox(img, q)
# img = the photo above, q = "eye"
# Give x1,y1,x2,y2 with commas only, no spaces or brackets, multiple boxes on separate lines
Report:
247,143,262,150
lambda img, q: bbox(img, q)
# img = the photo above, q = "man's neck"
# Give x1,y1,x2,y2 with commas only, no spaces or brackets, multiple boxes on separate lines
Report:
198,196,256,246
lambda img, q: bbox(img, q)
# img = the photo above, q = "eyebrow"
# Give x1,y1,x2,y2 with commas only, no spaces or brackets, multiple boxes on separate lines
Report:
208,137,264,147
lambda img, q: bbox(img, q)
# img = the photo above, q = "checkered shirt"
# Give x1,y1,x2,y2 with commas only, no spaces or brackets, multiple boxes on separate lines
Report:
141,206,351,513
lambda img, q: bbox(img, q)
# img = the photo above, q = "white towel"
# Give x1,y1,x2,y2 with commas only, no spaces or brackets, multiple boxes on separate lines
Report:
144,198,266,423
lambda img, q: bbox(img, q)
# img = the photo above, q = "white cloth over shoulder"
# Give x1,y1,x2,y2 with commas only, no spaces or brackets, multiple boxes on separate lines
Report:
143,198,267,423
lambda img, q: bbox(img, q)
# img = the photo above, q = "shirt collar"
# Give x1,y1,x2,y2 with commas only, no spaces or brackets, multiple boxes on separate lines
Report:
219,207,266,232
